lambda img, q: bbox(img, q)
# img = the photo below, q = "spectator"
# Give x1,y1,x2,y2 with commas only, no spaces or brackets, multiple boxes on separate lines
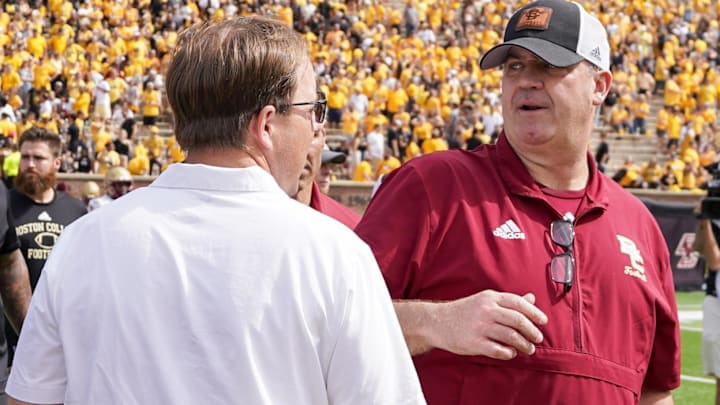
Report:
325,82,346,129
375,147,401,180
87,166,133,212
74,148,93,174
0,96,16,124
594,131,610,173
141,82,161,128
365,123,386,166
93,141,120,175
6,126,86,369
92,73,111,121
631,93,650,135
80,181,100,208
0,113,17,142
2,142,20,189
353,155,374,182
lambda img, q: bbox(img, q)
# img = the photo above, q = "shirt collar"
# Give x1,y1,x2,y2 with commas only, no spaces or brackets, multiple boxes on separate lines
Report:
494,132,609,211
150,163,286,195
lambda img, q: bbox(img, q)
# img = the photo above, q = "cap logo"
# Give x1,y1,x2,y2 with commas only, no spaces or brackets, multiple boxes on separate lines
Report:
590,46,602,62
515,6,553,31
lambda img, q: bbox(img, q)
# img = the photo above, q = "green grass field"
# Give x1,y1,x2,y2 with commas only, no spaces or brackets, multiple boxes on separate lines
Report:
676,291,716,405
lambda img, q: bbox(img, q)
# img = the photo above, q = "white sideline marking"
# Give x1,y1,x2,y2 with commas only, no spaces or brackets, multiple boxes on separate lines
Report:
682,374,715,384
679,310,703,322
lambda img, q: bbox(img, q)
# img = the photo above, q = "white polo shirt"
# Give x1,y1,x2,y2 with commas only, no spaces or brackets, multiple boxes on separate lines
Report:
8,163,424,405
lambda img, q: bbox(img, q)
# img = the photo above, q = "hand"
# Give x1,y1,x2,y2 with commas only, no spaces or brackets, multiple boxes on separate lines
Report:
432,290,548,360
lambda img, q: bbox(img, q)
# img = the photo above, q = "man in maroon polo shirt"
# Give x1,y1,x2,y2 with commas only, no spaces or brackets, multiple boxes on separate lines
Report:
294,136,360,229
355,1,680,404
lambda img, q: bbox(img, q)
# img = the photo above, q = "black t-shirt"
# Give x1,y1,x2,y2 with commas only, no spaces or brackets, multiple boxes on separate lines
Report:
5,189,86,363
121,117,136,139
114,139,130,158
76,156,93,173
466,136,483,151
9,189,87,290
68,122,80,151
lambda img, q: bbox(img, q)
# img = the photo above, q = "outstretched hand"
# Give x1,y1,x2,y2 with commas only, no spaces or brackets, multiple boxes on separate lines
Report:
430,290,548,360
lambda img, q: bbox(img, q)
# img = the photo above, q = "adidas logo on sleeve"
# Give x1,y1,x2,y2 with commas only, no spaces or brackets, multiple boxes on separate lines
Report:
493,219,526,240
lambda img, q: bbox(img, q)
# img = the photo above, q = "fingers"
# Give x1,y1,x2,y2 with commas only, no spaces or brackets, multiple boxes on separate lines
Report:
485,308,541,355
499,292,548,326
478,339,519,361
483,292,547,357
482,322,537,359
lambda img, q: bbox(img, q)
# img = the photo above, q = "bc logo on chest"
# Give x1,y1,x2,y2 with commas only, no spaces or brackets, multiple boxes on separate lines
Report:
616,235,646,282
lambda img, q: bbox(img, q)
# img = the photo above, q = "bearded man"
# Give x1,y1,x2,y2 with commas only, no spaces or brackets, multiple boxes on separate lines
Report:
6,126,86,365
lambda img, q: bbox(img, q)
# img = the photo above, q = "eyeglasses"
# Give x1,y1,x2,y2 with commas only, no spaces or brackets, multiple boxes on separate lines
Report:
549,218,575,293
278,91,327,124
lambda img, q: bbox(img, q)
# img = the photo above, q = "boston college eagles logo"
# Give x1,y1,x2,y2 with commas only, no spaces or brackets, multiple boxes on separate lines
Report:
516,7,553,31
674,232,699,269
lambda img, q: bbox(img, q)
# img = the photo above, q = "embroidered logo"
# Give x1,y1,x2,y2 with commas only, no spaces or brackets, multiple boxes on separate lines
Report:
617,235,646,282
37,211,52,221
515,7,553,31
589,46,602,63
493,219,526,240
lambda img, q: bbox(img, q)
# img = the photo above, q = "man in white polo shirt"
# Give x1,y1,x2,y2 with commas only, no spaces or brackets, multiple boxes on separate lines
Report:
7,16,423,405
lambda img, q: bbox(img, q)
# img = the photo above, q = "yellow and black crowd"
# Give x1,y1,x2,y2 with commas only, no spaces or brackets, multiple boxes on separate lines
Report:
0,0,718,192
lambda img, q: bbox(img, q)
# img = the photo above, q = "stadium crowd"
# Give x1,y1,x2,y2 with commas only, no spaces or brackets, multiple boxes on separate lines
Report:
0,0,717,193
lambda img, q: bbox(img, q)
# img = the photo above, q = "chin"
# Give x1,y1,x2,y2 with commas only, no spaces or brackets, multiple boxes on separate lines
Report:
507,125,554,145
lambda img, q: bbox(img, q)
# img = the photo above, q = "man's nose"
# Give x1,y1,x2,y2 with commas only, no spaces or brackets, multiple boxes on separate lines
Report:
516,69,544,89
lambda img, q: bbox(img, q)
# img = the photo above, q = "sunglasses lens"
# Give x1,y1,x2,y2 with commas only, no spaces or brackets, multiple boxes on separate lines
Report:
550,220,573,247
550,253,574,283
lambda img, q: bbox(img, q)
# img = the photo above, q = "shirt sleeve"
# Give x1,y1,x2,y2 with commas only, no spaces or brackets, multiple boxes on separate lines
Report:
355,165,433,299
324,242,426,405
6,259,67,403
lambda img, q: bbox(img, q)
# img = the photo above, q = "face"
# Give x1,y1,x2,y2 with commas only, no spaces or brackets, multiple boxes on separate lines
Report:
15,141,60,196
108,181,132,199
269,59,325,196
501,48,610,156
316,163,332,194
297,126,325,196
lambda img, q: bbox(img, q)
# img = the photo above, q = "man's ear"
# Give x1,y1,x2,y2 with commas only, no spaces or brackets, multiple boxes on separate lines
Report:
593,70,613,106
248,105,277,151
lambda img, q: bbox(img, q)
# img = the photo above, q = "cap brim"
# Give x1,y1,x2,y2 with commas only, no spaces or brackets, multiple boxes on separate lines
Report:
480,38,584,69
321,150,346,164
